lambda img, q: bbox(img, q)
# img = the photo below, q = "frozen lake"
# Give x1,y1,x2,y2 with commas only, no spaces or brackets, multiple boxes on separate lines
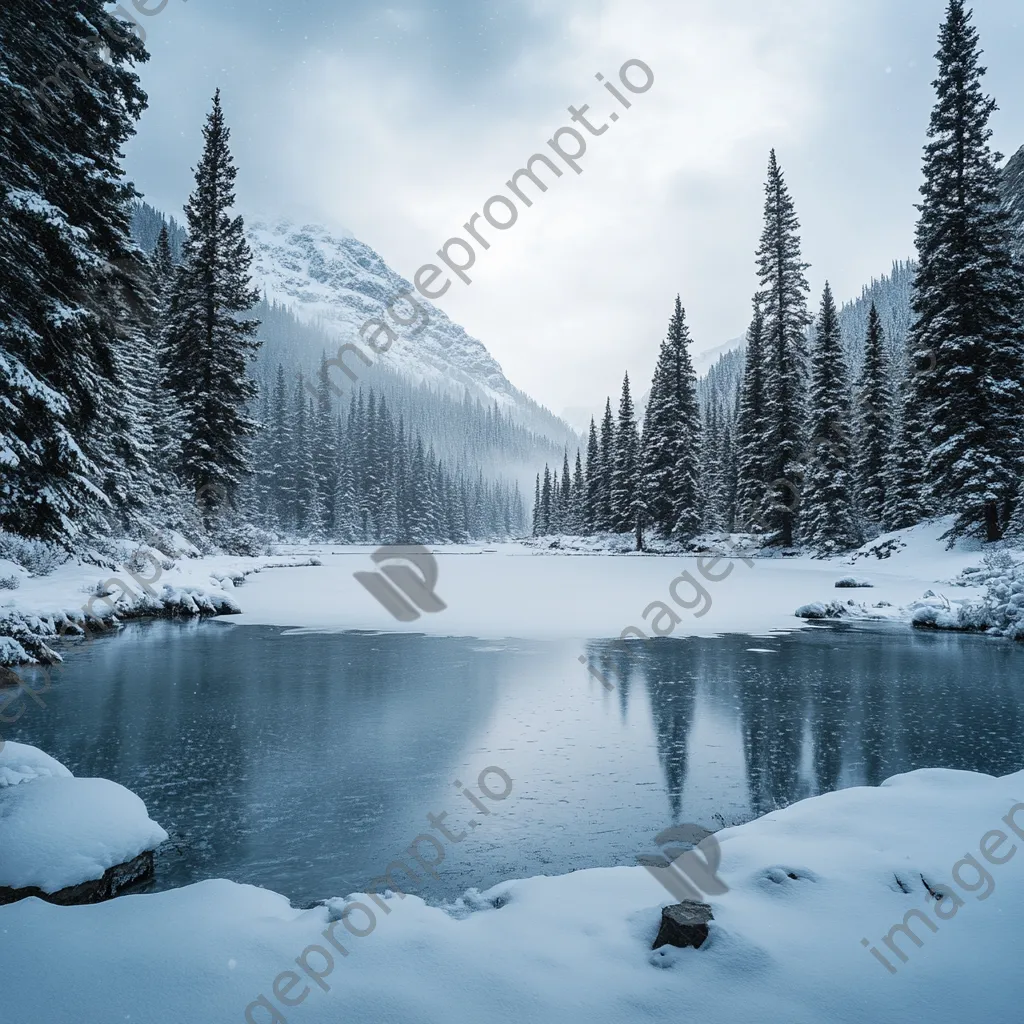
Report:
8,619,1024,907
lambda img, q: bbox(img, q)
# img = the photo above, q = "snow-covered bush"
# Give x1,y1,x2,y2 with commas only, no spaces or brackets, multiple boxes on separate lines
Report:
0,533,66,577
913,553,1024,640
0,574,21,591
211,522,277,557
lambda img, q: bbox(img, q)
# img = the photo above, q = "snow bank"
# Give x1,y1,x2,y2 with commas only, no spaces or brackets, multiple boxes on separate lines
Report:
0,740,72,787
1,766,1022,1023
0,744,168,894
0,550,318,665
912,552,1024,640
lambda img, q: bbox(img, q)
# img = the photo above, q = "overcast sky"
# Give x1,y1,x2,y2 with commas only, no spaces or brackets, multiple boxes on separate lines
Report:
125,0,1024,422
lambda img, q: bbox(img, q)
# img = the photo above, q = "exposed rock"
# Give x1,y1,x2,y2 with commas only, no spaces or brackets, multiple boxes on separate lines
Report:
0,849,154,907
835,577,874,589
652,900,714,950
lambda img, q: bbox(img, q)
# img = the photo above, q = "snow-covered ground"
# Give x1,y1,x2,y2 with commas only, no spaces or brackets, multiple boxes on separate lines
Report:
1,752,1021,1023
226,519,998,640
1,519,1022,1022
1,517,1015,665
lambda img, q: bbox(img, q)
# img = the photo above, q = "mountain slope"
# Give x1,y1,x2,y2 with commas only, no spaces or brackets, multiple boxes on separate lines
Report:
1002,144,1024,260
247,219,523,412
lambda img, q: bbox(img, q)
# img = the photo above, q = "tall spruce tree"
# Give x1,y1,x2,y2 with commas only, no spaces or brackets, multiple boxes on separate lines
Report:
803,284,862,554
585,418,600,532
164,90,261,525
640,296,701,540
884,347,931,530
910,0,1024,541
532,474,541,536
571,449,586,534
611,373,640,534
755,151,811,547
735,302,769,531
599,398,616,531
0,0,150,540
540,464,553,534
854,303,893,529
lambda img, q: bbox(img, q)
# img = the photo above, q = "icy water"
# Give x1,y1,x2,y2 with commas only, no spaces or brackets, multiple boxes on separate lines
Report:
7,620,1024,907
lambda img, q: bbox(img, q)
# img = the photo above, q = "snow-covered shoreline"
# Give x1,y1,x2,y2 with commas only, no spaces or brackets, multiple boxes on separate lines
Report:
0,518,1016,669
2,753,1022,1024
0,547,322,666
2,518,1020,671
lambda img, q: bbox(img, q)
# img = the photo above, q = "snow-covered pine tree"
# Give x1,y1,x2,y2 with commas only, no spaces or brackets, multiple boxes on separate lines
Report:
150,224,183,469
571,449,586,535
585,418,600,532
640,296,701,541
540,464,553,534
164,90,261,526
314,353,340,532
910,0,1024,541
854,303,893,530
802,283,862,555
267,365,294,530
532,474,541,536
699,404,725,534
0,0,150,540
560,451,572,532
291,378,318,534
611,374,640,534
599,399,616,531
884,348,931,530
735,302,769,531
755,151,812,547
720,418,738,533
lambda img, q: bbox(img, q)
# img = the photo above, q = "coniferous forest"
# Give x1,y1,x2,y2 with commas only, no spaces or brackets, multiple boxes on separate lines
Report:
2,1,1023,558
533,1,1024,554
0,5,526,550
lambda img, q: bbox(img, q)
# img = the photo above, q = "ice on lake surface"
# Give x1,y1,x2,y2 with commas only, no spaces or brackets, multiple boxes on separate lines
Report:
9,619,1023,907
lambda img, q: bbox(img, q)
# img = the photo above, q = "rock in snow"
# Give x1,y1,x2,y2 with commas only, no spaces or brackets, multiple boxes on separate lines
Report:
0,743,167,905
652,901,714,950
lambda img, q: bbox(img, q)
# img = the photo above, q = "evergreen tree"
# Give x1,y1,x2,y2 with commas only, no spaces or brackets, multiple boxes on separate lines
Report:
560,451,572,532
585,418,600,532
267,365,294,530
540,464,553,534
699,404,725,533
599,398,616,531
803,284,862,554
735,302,769,531
164,90,261,525
571,449,586,535
640,296,702,540
532,474,541,537
884,350,931,530
291,379,317,533
720,419,738,533
854,303,893,529
611,374,640,534
909,0,1024,541
0,0,149,540
755,151,811,547
313,353,339,531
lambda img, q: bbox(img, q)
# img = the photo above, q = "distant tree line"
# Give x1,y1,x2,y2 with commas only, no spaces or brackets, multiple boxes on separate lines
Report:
248,364,526,543
534,2,1024,553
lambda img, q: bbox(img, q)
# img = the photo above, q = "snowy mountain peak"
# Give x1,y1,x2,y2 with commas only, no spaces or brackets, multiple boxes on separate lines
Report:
246,218,519,408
